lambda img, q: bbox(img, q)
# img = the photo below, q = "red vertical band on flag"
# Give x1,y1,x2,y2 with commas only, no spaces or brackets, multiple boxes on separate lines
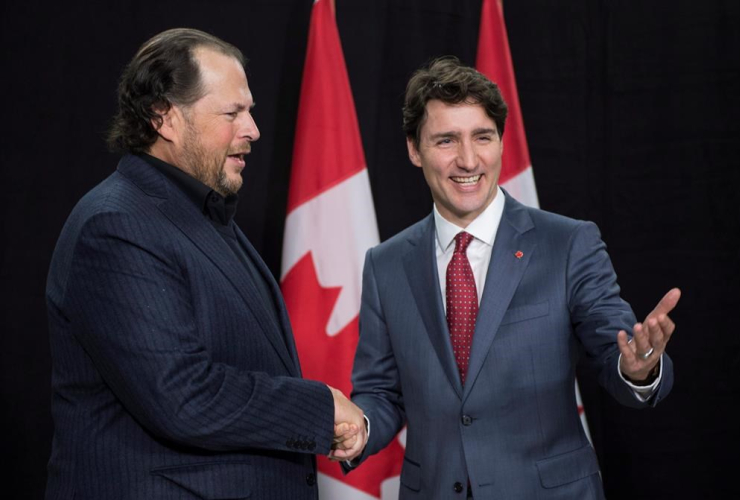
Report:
476,0,532,184
286,0,367,214
282,0,403,497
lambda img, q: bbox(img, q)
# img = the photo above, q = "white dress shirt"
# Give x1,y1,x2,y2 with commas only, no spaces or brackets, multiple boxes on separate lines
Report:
432,187,660,401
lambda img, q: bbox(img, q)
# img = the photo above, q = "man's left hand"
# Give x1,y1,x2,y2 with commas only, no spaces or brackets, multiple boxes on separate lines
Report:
618,288,681,383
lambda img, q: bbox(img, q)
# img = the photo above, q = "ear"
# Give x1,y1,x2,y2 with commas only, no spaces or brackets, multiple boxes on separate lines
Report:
152,104,184,144
406,137,423,168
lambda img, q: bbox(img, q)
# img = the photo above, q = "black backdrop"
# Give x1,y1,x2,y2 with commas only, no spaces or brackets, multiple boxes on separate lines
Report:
2,1,739,498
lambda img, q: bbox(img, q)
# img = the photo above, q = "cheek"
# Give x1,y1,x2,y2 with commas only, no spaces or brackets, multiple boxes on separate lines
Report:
484,148,503,169
422,162,447,185
201,123,236,149
218,125,238,146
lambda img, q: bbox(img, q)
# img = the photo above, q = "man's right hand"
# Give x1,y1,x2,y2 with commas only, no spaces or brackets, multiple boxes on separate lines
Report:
328,386,367,461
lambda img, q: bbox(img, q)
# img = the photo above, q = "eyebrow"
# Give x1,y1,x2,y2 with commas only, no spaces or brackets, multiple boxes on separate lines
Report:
428,127,497,140
227,102,256,111
429,131,458,140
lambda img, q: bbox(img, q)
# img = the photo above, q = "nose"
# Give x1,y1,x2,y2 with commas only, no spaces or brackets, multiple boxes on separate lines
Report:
456,140,477,170
239,112,260,142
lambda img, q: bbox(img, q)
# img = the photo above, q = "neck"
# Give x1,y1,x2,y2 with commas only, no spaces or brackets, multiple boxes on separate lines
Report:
147,142,187,175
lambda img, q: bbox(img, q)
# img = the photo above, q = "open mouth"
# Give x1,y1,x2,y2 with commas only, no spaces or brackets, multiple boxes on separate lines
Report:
227,153,246,166
451,174,481,185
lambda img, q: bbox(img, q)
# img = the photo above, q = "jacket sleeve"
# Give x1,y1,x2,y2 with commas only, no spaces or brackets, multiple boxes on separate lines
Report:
60,209,335,453
566,221,673,408
348,248,407,467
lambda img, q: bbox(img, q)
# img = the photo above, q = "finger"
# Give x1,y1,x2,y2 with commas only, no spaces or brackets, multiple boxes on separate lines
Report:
333,434,358,451
333,423,349,440
335,426,358,446
648,314,676,354
632,322,652,358
335,422,358,435
334,422,357,435
649,288,681,317
617,330,635,361
342,433,365,461
656,313,676,338
331,448,352,459
329,449,356,462
644,317,665,352
333,433,354,445
334,427,366,460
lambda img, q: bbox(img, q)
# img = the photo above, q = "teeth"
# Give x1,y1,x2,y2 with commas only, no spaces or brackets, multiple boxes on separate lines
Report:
451,175,481,184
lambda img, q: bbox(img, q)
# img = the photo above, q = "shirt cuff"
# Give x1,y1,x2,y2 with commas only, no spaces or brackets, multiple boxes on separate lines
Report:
618,353,663,402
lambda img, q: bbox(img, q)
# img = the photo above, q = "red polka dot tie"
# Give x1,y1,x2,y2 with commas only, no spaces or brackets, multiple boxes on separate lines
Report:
446,231,478,385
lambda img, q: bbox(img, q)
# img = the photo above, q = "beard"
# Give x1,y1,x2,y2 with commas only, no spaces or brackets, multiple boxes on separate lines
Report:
180,121,244,197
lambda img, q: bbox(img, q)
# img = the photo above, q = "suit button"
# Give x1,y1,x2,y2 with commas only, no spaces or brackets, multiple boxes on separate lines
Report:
461,415,473,426
306,473,317,486
308,441,316,451
286,439,295,448
454,482,464,493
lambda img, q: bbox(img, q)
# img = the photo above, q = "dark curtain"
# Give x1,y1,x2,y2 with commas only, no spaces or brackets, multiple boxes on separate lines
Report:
1,1,738,498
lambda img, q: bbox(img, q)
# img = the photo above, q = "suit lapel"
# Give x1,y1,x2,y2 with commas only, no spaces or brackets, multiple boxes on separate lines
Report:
403,215,464,399
233,226,303,376
118,156,300,377
463,195,536,399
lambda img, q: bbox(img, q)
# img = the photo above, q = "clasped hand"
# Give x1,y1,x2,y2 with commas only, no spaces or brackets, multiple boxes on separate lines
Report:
328,386,367,462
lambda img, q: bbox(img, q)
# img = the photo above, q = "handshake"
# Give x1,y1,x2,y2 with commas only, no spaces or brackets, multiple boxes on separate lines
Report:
329,386,368,462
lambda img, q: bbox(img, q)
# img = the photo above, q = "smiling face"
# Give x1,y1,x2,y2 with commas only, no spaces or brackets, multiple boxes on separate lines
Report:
160,47,260,196
408,99,503,228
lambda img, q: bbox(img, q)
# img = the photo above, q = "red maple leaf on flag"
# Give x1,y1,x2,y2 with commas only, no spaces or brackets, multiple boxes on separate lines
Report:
282,253,404,498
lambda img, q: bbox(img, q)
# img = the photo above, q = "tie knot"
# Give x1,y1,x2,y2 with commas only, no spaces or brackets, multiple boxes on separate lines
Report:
454,231,474,254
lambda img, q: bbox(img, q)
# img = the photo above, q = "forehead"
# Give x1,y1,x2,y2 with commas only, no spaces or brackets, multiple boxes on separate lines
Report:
421,100,495,134
193,47,252,105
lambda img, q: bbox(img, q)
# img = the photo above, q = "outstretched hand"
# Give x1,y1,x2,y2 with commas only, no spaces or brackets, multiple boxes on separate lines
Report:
618,288,681,382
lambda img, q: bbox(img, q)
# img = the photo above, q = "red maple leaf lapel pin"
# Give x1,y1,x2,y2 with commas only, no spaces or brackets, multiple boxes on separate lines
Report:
515,250,524,259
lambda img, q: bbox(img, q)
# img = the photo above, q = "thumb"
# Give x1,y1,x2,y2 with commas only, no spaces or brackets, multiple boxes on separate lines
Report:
651,288,681,316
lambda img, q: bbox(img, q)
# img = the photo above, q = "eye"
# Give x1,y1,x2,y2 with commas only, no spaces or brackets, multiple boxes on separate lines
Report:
225,112,238,119
437,138,452,145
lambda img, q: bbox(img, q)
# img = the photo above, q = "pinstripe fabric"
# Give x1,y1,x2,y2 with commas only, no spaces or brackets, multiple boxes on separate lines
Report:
46,155,333,500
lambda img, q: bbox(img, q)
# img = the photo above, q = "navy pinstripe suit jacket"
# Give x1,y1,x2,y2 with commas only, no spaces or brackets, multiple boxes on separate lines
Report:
46,154,333,500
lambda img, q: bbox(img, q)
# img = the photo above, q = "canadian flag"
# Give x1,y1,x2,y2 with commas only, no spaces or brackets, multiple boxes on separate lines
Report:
477,0,591,439
280,0,404,498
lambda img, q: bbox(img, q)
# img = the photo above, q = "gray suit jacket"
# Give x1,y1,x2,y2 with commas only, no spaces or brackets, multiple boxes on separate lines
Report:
350,193,673,499
46,155,334,500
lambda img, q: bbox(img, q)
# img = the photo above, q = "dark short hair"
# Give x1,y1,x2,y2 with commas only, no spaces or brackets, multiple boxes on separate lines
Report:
107,28,245,153
402,56,508,147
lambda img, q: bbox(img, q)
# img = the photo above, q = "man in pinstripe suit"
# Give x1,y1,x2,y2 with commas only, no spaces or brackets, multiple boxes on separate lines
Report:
45,28,364,500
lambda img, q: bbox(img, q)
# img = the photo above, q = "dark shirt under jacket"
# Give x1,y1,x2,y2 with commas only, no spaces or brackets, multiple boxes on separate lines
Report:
140,153,237,228
139,153,277,318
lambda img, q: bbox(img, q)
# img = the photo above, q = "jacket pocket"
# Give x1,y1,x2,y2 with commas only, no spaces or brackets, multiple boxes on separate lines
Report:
400,456,421,492
151,461,252,499
500,301,549,326
536,444,600,488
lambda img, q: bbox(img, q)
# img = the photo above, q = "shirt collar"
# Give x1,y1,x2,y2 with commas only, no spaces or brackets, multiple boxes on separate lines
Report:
139,153,239,226
433,185,505,251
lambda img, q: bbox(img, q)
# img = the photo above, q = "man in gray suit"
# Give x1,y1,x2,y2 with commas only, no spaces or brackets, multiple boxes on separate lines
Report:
46,29,364,500
340,57,679,498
